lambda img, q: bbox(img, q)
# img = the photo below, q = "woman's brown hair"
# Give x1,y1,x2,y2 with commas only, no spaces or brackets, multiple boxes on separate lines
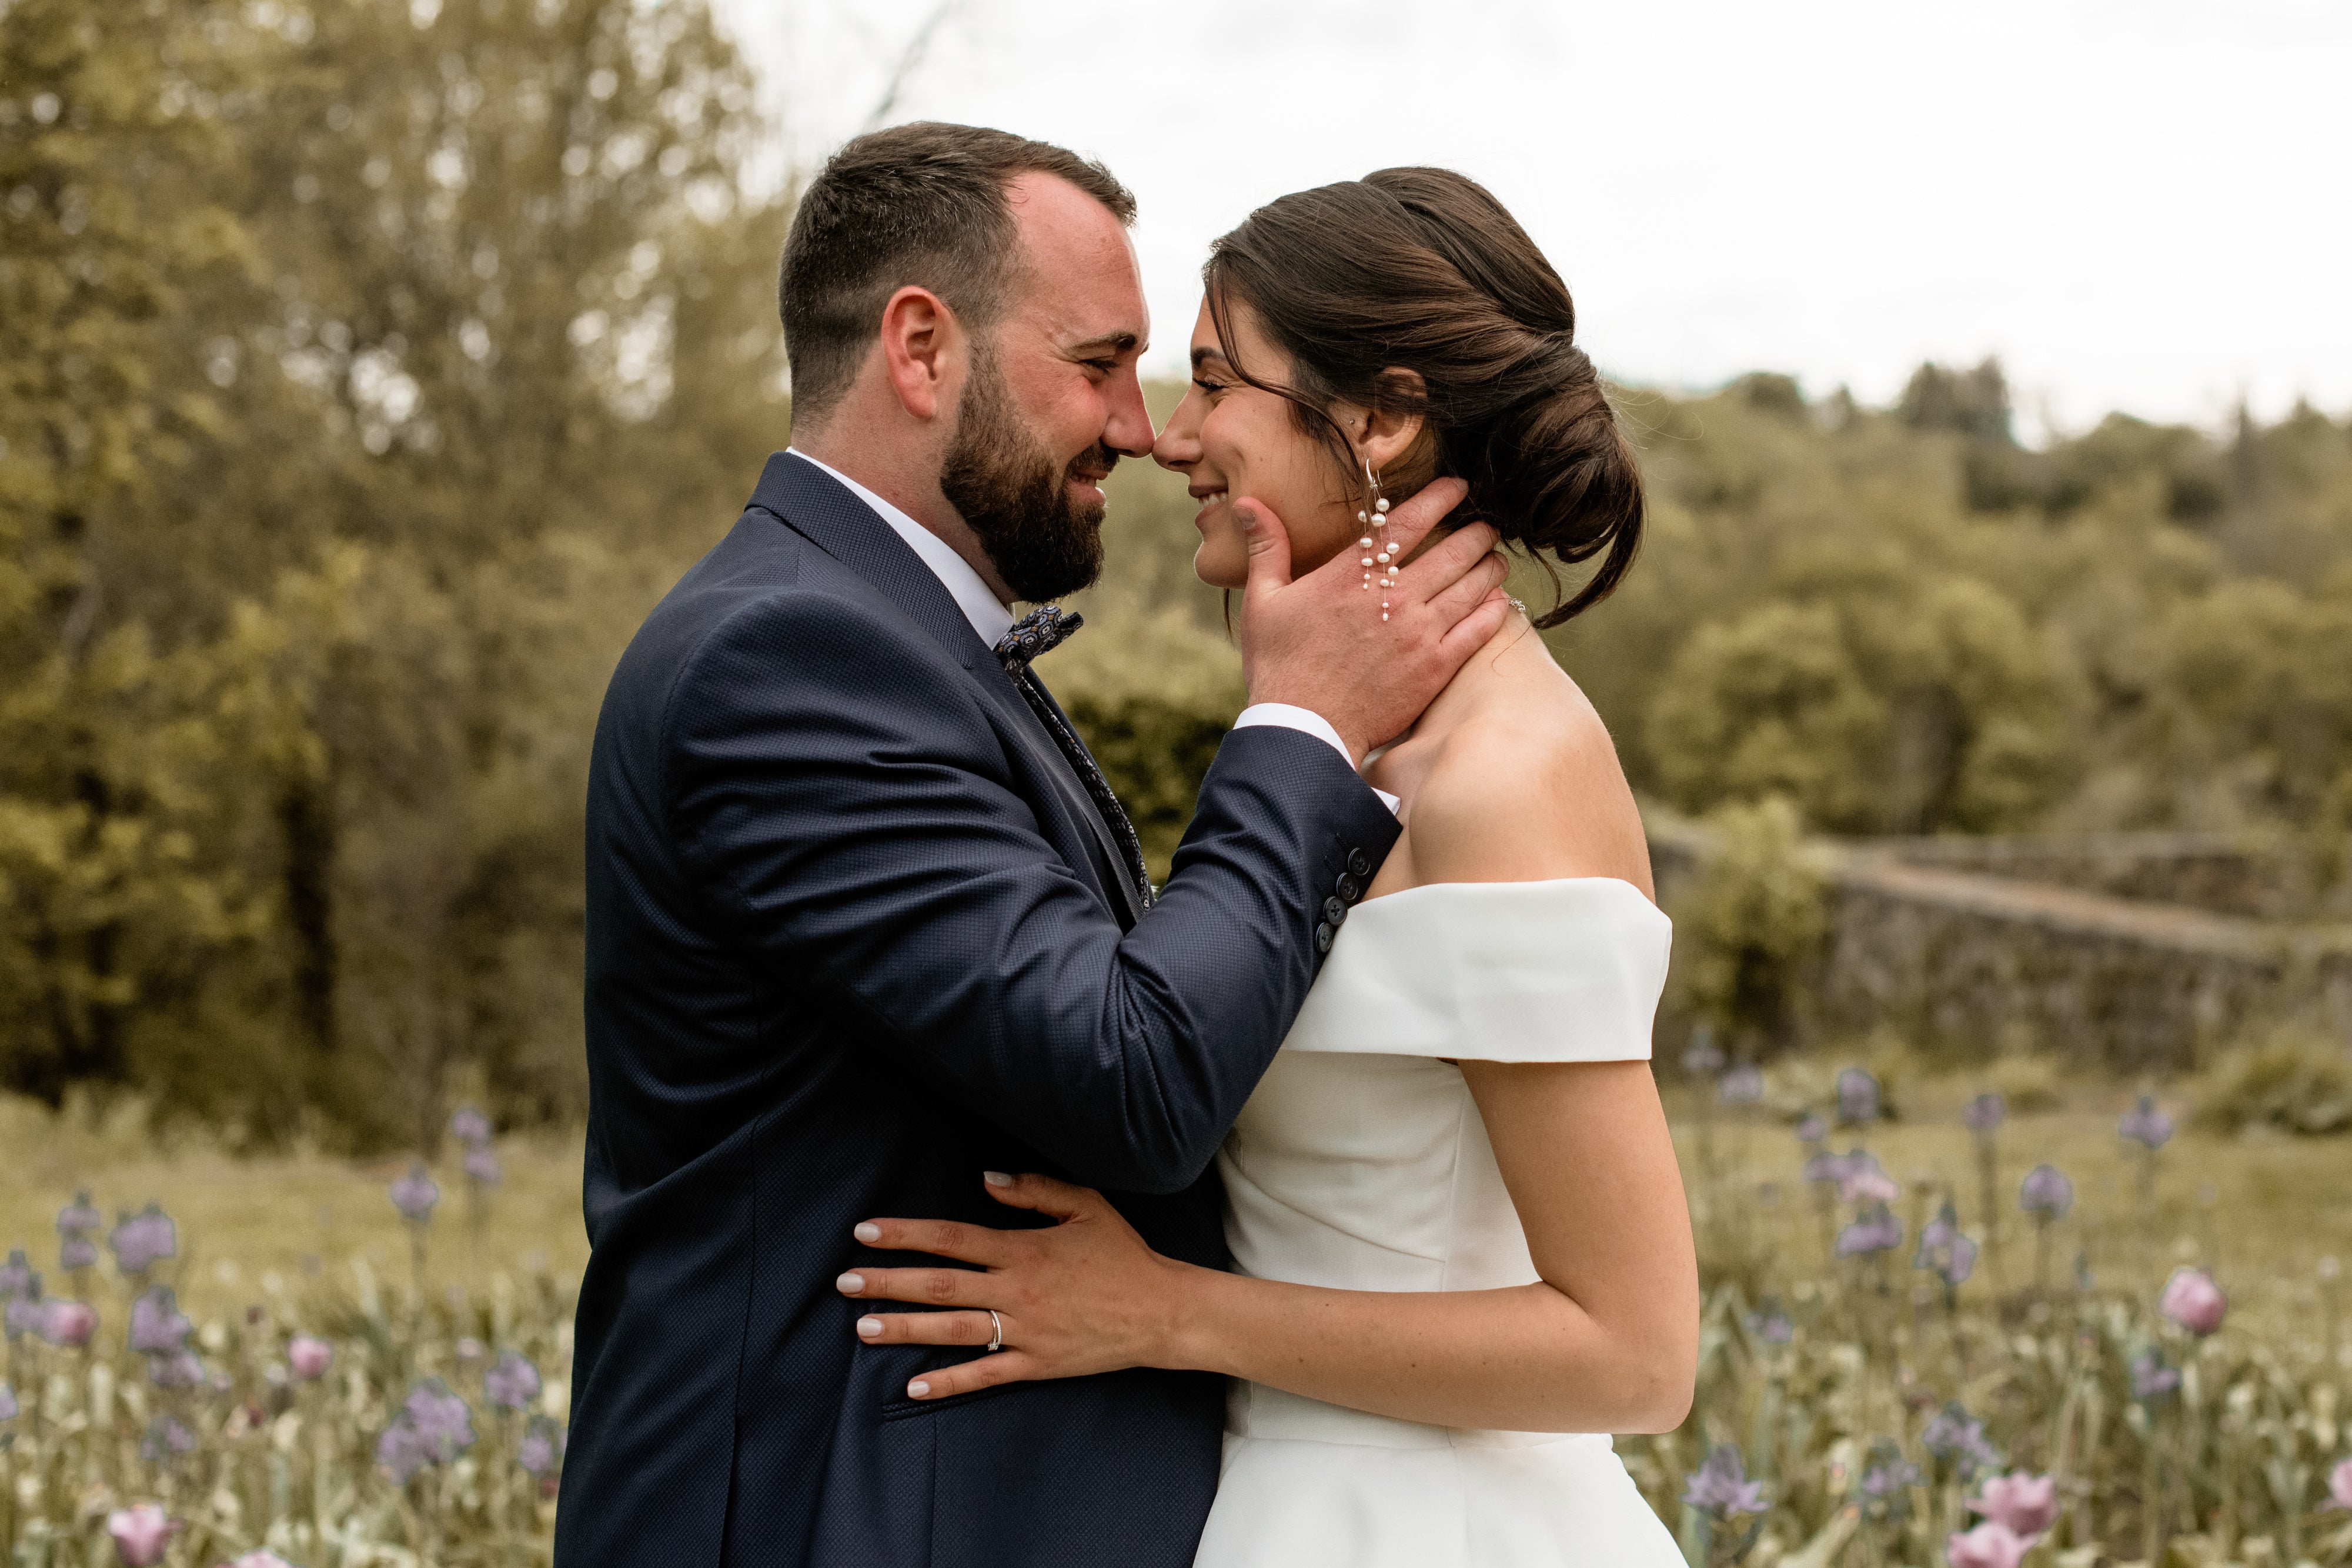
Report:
1204,168,1642,627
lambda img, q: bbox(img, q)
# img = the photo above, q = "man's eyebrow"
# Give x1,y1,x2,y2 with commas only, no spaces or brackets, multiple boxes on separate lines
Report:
1067,330,1141,357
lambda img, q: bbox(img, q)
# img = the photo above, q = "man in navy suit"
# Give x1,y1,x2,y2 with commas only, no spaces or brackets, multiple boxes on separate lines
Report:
556,123,1509,1567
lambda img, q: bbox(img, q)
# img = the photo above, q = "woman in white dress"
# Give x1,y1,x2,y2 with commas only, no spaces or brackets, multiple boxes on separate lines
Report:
836,168,1697,1566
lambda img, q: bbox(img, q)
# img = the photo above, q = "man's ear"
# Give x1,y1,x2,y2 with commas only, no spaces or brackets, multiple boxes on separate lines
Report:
878,285,964,422
1353,367,1429,474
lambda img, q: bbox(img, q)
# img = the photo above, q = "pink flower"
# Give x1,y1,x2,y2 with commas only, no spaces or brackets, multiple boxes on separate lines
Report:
1970,1470,2059,1537
1840,1168,1904,1205
2159,1267,2227,1336
42,1299,96,1348
226,1552,299,1568
106,1504,173,1567
1946,1522,2032,1568
288,1333,334,1380
2326,1456,2352,1511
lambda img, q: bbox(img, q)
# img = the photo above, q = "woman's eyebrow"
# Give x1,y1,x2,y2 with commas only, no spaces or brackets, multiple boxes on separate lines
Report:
1190,346,1231,370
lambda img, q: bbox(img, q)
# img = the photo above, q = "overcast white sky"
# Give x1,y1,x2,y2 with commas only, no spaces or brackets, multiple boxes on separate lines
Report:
713,0,2351,441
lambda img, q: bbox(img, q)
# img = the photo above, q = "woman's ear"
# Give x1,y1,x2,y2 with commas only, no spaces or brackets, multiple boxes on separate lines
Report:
1352,367,1428,476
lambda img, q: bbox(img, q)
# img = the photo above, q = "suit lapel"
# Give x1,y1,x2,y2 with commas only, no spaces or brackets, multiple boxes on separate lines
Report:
744,453,1143,930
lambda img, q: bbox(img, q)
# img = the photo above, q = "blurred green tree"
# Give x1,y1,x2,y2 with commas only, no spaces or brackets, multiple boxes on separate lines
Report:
1,0,787,1146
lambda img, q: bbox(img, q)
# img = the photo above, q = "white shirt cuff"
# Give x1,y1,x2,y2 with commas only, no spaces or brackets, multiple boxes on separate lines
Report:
1232,704,1401,816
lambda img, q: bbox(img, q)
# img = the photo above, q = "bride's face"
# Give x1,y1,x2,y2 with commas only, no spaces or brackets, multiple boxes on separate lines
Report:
1152,297,1364,590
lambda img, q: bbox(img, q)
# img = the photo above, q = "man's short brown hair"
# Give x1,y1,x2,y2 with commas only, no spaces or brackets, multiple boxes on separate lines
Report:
777,122,1137,428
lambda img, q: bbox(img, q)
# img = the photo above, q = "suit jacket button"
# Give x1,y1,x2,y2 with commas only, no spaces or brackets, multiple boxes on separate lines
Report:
1314,921,1335,954
1322,896,1348,925
1347,848,1372,878
1335,872,1360,902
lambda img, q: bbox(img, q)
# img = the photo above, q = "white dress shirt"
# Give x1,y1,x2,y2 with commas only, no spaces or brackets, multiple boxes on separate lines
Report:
786,449,1395,811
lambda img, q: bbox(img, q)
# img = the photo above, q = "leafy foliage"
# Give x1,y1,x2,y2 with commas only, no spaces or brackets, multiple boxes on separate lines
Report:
1550,366,2352,844
0,0,786,1146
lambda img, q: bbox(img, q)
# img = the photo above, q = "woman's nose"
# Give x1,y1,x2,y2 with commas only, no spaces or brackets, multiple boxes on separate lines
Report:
1153,403,1201,471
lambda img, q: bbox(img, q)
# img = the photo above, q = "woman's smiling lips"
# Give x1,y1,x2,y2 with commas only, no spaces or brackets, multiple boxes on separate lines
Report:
1188,485,1227,526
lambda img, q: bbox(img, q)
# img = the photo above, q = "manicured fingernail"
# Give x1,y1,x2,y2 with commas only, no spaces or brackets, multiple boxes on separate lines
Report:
836,1272,864,1293
853,1222,881,1243
858,1316,884,1338
908,1379,930,1398
983,1171,1013,1187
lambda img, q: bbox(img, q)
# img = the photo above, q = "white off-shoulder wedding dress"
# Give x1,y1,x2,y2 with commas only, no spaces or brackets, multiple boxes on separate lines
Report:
1194,878,1685,1567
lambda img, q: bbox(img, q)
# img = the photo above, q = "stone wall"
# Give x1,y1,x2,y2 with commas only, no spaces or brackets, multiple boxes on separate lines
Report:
1870,833,2344,921
1651,825,2352,1069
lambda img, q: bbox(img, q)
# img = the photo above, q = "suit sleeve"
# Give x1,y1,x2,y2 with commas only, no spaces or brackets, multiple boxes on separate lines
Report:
663,593,1399,1195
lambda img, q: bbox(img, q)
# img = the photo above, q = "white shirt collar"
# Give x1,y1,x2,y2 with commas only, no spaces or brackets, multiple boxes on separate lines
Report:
787,447,1015,648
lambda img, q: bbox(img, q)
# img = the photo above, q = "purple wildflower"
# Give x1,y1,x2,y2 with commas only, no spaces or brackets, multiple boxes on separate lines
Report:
376,1421,430,1483
0,1251,34,1301
389,1162,440,1223
1922,1403,2003,1480
1746,1309,1795,1345
148,1350,205,1389
1795,1112,1828,1145
485,1351,542,1412
0,1381,17,1423
1682,1027,1725,1078
2117,1094,2173,1150
138,1415,196,1463
2131,1348,2181,1400
1803,1148,1857,1187
1836,1204,1904,1258
407,1379,477,1457
1860,1453,1922,1499
1719,1064,1765,1105
5,1297,42,1343
519,1414,566,1476
109,1205,177,1275
1839,1160,1903,1206
1916,1201,1979,1287
59,1235,98,1272
128,1286,192,1355
56,1192,101,1241
1682,1443,1769,1517
2018,1164,2073,1220
463,1145,502,1185
379,1379,477,1482
1964,1092,2005,1134
449,1105,493,1146
1836,1066,1882,1124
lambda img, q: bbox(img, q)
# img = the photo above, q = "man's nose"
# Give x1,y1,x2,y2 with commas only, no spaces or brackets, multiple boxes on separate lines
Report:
1104,367,1156,459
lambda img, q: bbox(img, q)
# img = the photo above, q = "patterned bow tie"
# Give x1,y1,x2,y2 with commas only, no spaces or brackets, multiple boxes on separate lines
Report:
994,604,1084,676
987,602,1154,914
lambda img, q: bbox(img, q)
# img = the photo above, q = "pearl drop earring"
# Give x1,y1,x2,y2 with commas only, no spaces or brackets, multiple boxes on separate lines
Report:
1356,459,1395,621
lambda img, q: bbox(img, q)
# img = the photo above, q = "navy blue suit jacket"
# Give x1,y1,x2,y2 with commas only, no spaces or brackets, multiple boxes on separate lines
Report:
556,453,1399,1567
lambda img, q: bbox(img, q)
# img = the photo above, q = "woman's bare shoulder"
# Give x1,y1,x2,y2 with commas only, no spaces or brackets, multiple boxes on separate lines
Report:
1400,666,1654,897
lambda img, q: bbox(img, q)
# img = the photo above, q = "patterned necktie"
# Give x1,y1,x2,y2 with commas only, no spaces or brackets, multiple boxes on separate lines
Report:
994,606,1155,911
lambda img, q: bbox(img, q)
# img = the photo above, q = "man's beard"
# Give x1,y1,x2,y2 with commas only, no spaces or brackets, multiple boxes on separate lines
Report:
939,347,1114,604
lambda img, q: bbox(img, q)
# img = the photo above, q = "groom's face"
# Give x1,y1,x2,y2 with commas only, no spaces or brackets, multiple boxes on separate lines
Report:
941,173,1154,603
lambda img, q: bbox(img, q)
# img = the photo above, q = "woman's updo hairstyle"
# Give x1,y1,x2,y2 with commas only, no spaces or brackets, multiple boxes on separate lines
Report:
1204,168,1642,627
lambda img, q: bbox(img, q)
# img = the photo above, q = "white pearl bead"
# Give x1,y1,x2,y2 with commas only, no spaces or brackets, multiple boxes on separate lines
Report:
1361,557,1373,566
1375,499,1389,513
